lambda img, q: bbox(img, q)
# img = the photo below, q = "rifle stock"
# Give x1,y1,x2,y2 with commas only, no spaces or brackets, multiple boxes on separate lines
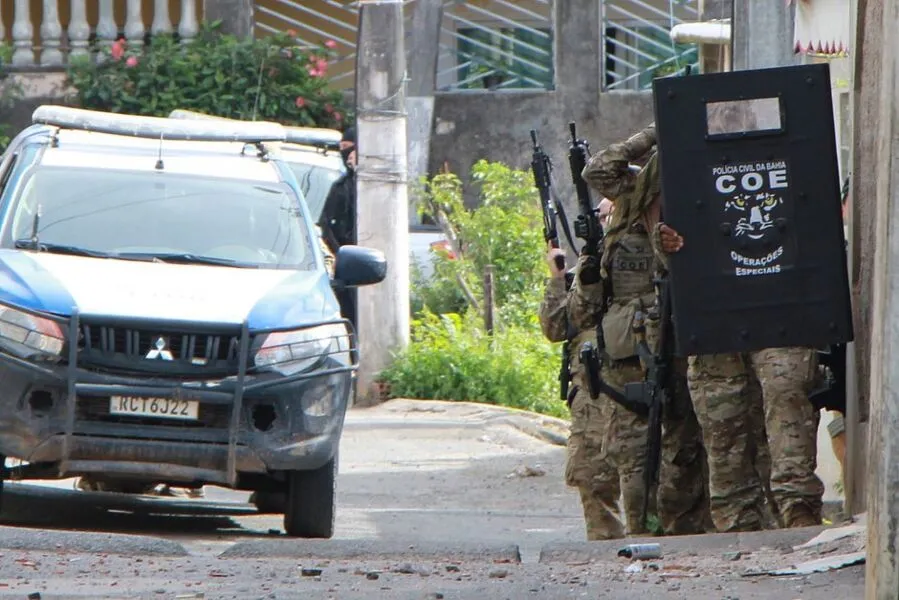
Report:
530,129,565,272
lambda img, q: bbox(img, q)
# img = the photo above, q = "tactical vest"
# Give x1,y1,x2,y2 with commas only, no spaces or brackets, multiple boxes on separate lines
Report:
601,225,660,360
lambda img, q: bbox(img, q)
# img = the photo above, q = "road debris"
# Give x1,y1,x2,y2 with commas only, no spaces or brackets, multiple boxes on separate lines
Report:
300,567,323,577
618,543,662,560
768,552,866,576
391,563,419,574
506,465,546,478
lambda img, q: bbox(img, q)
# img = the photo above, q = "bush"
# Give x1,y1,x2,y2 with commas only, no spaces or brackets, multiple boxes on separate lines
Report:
384,160,567,419
0,44,23,151
380,311,565,418
66,21,348,128
413,159,547,325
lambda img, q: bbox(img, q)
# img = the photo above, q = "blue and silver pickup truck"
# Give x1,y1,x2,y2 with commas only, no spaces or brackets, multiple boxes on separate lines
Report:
0,105,386,538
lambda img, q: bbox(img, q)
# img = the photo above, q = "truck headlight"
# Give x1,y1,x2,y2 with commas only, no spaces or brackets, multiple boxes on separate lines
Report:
254,323,352,376
0,306,65,358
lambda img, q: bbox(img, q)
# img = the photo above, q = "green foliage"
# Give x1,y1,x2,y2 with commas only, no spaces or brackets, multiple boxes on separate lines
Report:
385,160,566,418
380,310,566,418
0,43,24,151
66,21,348,128
414,159,546,326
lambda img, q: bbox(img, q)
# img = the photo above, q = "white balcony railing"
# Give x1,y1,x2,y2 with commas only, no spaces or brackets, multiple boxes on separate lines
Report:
2,0,201,68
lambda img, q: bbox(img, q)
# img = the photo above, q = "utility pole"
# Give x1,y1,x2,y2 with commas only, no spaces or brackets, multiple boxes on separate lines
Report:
864,0,899,593
354,0,410,406
732,0,798,70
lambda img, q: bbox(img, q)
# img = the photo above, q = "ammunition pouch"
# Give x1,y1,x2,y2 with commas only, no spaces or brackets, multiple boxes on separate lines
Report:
601,294,656,360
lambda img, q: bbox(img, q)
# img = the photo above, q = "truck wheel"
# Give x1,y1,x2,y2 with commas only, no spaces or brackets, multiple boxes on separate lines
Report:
283,457,336,539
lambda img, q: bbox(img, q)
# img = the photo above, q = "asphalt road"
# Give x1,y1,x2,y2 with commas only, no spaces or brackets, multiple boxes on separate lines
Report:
1,399,582,561
0,399,864,599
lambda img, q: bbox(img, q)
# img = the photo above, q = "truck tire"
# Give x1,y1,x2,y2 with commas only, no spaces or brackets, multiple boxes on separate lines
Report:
283,457,336,538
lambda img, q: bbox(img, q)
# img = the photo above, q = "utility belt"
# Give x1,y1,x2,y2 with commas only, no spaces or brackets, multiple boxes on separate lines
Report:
577,304,660,417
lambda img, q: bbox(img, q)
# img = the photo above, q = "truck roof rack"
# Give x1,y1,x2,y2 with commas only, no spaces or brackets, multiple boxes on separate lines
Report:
283,127,341,151
33,105,287,143
168,109,341,151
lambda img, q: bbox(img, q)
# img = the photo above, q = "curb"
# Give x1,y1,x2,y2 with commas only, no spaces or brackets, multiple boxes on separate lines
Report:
0,525,189,556
538,525,827,564
219,539,522,563
493,415,569,447
353,398,571,447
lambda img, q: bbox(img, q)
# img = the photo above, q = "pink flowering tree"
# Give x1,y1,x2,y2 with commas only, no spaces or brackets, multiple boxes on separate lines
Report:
66,22,350,129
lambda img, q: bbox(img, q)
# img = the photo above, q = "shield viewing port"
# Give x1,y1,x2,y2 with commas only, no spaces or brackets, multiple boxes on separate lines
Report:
652,63,853,356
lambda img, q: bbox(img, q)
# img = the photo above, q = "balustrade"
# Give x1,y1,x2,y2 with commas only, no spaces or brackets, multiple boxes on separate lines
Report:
4,0,202,68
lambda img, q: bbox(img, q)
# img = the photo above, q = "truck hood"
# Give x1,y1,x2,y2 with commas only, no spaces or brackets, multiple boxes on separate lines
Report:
0,250,338,330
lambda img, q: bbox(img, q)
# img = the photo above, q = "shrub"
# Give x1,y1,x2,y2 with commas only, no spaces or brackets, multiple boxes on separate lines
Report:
0,44,23,151
414,159,547,326
380,310,565,418
66,21,348,128
384,160,567,418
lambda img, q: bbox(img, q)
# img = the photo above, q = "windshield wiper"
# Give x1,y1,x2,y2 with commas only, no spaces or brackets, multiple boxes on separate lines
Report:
14,239,114,258
114,252,253,267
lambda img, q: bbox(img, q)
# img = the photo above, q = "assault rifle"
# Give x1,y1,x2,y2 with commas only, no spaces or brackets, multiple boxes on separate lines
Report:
530,129,565,272
625,277,675,530
531,129,570,402
568,122,604,256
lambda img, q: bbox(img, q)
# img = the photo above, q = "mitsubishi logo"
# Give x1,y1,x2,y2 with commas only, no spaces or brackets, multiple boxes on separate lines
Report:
145,336,174,361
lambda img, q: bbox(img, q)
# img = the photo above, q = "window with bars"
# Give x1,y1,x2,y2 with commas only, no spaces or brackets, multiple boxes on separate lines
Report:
602,0,700,91
605,23,697,90
455,26,554,90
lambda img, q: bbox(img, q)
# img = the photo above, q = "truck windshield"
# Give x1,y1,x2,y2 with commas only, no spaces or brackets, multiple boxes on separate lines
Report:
284,162,343,221
5,166,315,269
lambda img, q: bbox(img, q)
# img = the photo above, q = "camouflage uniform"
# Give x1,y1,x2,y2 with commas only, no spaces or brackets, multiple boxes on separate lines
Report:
600,127,823,531
687,349,822,530
539,274,625,540
567,138,711,536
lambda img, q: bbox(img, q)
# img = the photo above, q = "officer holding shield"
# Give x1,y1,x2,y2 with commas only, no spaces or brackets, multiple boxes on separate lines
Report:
658,199,824,531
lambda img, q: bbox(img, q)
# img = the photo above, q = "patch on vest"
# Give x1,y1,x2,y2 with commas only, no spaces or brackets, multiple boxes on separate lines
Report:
612,256,651,272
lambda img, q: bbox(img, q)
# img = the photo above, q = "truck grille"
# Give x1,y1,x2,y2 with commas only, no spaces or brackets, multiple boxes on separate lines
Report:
77,323,245,375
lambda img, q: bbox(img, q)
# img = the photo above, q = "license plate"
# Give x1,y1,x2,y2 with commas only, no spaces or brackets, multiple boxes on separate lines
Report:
109,396,199,420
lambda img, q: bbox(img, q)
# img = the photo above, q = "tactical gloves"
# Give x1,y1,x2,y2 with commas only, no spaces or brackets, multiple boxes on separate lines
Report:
577,254,603,286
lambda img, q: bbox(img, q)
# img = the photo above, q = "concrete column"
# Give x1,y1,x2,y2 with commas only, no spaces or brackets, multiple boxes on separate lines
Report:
732,0,799,71
555,0,601,100
355,0,410,405
203,0,254,38
864,0,899,594
847,0,875,520
405,0,442,208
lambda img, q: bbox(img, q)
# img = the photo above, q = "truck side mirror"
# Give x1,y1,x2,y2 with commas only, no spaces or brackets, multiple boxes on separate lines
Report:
333,245,387,288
